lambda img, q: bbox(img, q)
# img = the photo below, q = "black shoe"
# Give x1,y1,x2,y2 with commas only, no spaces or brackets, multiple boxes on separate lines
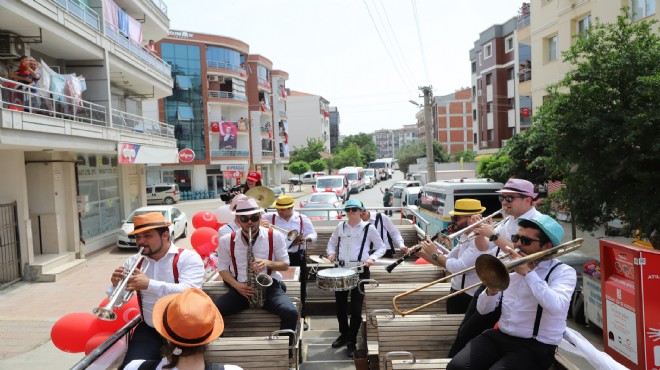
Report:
347,342,356,358
303,322,309,331
331,335,349,348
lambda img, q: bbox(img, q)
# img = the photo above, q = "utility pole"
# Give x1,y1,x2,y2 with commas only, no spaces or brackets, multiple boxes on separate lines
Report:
421,86,436,183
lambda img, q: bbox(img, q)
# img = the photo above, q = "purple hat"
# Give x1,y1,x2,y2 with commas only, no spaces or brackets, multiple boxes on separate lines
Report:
497,178,537,198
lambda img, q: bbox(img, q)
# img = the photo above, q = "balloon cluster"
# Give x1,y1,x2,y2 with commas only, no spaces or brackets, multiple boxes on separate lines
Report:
50,295,139,354
189,206,232,271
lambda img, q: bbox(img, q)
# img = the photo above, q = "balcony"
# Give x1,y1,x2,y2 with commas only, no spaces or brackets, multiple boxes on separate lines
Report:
111,110,174,139
261,150,274,157
149,0,168,16
53,0,100,30
105,21,172,77
207,90,248,103
211,149,249,157
207,61,246,76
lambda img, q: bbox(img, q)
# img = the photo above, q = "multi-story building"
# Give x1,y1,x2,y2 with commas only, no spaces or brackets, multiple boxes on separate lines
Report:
433,88,474,155
271,69,290,185
286,90,331,154
0,0,177,281
151,32,290,192
373,124,418,158
469,16,518,153
329,106,340,152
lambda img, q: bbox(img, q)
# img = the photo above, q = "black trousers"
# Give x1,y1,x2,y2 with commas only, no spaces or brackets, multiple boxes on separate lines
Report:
447,328,557,370
448,285,501,358
334,268,369,343
446,288,473,314
288,250,307,314
120,320,165,369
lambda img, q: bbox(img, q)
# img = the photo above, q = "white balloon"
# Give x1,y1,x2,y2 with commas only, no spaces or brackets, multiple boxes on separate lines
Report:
215,205,234,224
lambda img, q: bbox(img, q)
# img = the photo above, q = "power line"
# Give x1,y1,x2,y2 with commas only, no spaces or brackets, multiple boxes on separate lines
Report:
372,0,417,84
411,0,430,83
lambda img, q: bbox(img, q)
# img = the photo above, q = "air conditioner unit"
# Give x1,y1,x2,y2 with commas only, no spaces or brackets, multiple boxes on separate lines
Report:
208,75,219,82
0,35,26,60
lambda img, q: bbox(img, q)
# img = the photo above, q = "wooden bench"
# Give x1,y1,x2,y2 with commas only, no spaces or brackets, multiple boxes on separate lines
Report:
368,264,446,284
389,353,577,370
205,335,291,370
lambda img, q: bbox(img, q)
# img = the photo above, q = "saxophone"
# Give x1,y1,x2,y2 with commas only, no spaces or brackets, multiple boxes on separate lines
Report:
246,226,273,308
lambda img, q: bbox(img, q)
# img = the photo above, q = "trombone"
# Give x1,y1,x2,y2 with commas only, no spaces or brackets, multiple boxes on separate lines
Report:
270,224,300,242
392,238,583,316
435,208,505,249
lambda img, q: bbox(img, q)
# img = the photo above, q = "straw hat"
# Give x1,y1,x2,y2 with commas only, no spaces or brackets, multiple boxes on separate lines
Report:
273,194,295,209
128,212,172,235
152,288,224,347
449,199,486,216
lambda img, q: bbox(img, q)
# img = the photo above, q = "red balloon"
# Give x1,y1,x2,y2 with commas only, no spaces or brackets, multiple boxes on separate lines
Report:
95,295,140,333
214,222,226,231
192,211,218,230
191,227,219,258
414,257,430,265
51,312,101,353
84,331,114,355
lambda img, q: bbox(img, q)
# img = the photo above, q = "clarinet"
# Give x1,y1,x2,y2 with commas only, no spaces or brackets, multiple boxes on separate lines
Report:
385,226,453,273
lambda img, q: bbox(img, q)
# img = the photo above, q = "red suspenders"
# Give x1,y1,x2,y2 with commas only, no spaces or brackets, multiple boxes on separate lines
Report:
136,248,184,319
230,229,274,280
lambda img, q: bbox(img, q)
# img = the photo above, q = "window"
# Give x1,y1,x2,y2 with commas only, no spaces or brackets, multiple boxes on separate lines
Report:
486,74,492,85
486,102,492,113
632,0,656,21
577,15,591,38
505,36,514,52
509,98,515,109
507,68,514,80
488,129,494,141
484,43,493,59
175,75,192,90
177,105,194,121
547,35,558,61
473,109,477,120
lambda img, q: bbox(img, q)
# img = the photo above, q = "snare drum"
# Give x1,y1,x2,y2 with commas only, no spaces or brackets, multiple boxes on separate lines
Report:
316,268,359,291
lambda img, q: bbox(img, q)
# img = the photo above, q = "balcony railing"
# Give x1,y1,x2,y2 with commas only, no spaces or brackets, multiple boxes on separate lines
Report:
208,90,247,102
279,110,287,117
1,77,107,126
211,149,249,157
105,21,172,76
111,110,174,139
53,0,100,31
261,150,274,157
149,0,168,16
206,61,246,75
518,68,532,82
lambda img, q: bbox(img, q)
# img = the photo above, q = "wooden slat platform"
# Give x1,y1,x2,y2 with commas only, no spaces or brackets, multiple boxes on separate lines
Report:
392,358,450,369
369,264,446,284
205,336,290,370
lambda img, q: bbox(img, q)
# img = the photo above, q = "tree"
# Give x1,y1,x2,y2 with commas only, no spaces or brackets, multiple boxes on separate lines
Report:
395,141,450,175
289,138,326,163
310,159,326,173
332,143,365,168
288,161,310,191
451,150,477,162
334,133,378,163
324,157,336,174
535,9,660,248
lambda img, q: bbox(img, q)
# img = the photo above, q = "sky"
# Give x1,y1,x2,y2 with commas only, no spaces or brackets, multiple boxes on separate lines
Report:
167,0,525,136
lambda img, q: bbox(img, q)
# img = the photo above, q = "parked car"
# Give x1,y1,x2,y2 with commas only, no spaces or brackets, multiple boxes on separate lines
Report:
363,174,376,189
314,175,350,203
363,169,379,185
146,184,180,205
269,186,286,198
306,192,342,209
117,206,188,249
299,203,342,221
401,186,422,221
289,171,324,185
391,180,422,208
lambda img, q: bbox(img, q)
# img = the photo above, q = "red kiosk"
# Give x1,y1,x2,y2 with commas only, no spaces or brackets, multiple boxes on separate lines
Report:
600,240,660,369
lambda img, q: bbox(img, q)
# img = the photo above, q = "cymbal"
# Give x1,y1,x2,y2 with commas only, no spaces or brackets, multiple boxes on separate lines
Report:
245,186,275,209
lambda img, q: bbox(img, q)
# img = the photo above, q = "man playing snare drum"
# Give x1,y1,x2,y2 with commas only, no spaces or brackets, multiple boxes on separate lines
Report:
326,199,386,358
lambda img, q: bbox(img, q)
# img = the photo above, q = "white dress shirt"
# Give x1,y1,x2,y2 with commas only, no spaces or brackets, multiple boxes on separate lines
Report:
494,207,541,248
326,221,386,264
476,258,577,345
108,244,205,327
445,233,491,295
217,226,289,282
218,220,239,238
264,211,318,253
367,212,404,249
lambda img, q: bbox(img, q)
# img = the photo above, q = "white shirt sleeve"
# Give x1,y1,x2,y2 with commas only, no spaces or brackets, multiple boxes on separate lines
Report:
271,230,290,265
525,264,577,316
476,288,502,315
326,222,342,256
381,214,404,247
301,214,318,243
217,234,232,273
367,224,387,260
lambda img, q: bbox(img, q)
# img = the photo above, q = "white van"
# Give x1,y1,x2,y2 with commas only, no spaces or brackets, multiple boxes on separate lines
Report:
314,175,350,203
401,186,422,221
337,167,365,194
418,179,504,237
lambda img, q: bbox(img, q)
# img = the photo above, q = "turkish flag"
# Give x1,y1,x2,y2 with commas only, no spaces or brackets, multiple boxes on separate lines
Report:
211,122,220,132
521,107,530,118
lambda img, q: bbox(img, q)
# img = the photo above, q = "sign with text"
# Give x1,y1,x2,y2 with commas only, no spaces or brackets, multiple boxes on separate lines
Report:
220,164,248,171
178,148,195,163
118,143,178,164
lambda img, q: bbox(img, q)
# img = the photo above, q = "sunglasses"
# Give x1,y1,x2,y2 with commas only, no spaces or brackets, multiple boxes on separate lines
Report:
239,214,261,223
511,234,541,246
345,208,362,213
498,194,526,203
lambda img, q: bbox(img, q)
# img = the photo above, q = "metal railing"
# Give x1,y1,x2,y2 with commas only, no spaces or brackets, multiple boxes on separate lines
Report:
261,150,274,157
104,21,172,76
518,68,532,82
206,61,246,75
149,0,168,16
211,149,250,157
1,76,107,126
207,90,247,101
111,110,175,139
53,0,100,30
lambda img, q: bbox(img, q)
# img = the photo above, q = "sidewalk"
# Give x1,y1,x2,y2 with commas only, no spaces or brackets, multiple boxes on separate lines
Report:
0,184,315,369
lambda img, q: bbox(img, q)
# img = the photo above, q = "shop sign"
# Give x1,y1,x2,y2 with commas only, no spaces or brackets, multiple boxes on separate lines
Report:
223,171,244,179
220,164,248,171
178,149,195,163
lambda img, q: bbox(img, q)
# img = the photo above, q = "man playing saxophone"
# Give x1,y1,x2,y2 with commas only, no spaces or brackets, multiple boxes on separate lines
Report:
108,212,205,369
214,198,298,360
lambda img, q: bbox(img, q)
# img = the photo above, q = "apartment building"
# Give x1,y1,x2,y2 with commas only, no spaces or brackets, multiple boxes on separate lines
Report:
286,90,331,154
0,0,177,282
433,88,474,155
329,106,340,152
151,33,290,193
469,16,518,153
373,124,418,158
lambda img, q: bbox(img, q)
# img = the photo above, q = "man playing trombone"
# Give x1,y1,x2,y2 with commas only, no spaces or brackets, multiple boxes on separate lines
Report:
108,212,205,368
415,199,491,314
448,214,577,370
263,194,318,330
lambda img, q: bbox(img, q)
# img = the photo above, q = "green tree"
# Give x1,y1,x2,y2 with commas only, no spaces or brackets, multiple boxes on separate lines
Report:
324,157,336,174
477,151,513,183
289,138,326,163
288,161,310,191
536,9,660,248
310,159,326,173
395,141,449,175
451,150,477,162
333,143,365,168
335,133,378,163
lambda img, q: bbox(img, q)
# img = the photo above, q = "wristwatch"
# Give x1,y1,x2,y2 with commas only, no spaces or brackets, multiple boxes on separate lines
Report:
489,233,500,242
431,253,439,261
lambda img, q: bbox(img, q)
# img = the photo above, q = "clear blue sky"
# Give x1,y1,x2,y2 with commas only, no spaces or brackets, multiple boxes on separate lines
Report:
167,0,525,135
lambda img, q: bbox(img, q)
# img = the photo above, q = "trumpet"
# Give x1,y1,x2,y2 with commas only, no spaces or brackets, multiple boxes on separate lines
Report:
94,248,150,321
435,208,505,248
385,228,451,273
391,238,583,315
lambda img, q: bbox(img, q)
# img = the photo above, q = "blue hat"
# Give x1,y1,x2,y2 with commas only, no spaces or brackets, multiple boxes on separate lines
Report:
344,199,365,211
518,214,564,247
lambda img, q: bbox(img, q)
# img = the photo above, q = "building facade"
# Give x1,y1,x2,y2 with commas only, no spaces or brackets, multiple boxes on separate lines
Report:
329,106,340,152
373,124,418,158
0,0,177,281
286,90,331,154
433,88,474,155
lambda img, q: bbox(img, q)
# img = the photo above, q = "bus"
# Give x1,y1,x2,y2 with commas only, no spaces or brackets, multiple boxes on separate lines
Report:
368,158,395,180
